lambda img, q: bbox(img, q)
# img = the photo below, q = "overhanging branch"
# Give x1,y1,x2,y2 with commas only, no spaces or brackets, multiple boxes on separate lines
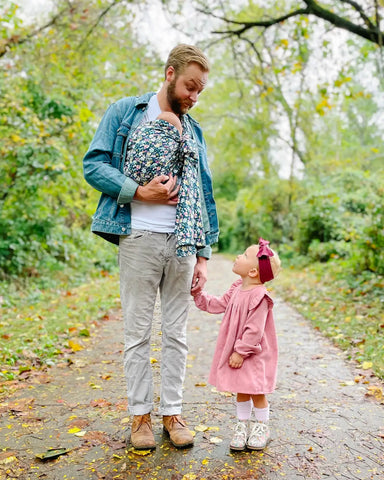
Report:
203,0,384,47
0,9,66,58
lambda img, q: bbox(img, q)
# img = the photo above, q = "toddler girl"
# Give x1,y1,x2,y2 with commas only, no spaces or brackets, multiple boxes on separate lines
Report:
192,238,281,450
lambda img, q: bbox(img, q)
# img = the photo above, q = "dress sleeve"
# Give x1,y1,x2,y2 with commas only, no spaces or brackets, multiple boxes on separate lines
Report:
234,296,270,357
193,280,240,314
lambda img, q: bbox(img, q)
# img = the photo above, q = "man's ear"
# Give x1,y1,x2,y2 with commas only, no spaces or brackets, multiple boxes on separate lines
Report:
248,268,259,278
165,66,175,82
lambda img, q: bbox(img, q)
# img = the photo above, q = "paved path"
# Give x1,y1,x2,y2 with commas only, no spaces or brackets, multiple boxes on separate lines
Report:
0,255,383,479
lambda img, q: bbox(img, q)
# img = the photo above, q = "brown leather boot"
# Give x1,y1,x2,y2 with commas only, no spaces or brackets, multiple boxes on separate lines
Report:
130,413,156,450
163,415,194,448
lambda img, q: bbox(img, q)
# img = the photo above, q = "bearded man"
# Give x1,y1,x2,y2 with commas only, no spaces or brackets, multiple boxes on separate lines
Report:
83,45,219,450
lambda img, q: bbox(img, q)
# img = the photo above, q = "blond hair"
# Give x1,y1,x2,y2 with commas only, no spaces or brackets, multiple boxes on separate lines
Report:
264,249,281,280
165,44,210,78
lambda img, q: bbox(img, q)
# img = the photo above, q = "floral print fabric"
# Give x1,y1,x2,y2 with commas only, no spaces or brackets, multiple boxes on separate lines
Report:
124,117,205,257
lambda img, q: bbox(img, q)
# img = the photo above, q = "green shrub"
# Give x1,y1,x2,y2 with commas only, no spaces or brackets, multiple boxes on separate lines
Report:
308,239,351,262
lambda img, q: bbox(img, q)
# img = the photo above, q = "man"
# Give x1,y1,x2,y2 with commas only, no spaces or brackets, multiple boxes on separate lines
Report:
83,44,219,450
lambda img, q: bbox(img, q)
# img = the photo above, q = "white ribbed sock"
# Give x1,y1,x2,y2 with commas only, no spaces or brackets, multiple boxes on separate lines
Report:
236,400,253,421
252,405,270,423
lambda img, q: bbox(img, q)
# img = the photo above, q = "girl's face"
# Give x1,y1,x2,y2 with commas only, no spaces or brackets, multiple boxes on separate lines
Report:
232,245,259,277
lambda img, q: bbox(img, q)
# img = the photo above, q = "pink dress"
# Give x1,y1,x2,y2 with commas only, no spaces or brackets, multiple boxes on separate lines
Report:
194,279,278,395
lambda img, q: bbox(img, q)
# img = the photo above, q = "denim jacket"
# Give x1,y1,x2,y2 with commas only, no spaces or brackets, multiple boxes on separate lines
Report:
83,93,219,258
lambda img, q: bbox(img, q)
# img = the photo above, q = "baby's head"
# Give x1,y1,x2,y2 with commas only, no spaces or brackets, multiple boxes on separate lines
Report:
157,111,182,136
256,238,281,283
233,238,281,284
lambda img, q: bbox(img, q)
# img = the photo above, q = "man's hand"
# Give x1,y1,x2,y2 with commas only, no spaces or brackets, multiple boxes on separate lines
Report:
229,352,244,369
191,256,207,295
134,174,179,204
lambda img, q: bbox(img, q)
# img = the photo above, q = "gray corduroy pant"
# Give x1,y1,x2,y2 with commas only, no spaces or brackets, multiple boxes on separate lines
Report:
119,230,195,416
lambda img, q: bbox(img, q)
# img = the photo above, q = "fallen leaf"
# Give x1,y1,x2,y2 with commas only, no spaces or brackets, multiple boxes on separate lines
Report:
182,474,197,480
68,427,82,434
209,436,223,444
89,382,102,389
362,361,373,370
68,340,84,352
0,453,18,465
195,424,209,432
8,398,35,412
365,385,383,402
90,399,112,408
129,448,153,456
83,431,109,444
35,448,71,460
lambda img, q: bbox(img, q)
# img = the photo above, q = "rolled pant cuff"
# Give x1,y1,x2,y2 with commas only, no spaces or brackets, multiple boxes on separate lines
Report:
159,409,182,416
128,404,153,416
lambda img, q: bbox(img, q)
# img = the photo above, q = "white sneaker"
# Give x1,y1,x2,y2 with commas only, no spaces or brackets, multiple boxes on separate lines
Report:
229,420,248,450
247,421,270,450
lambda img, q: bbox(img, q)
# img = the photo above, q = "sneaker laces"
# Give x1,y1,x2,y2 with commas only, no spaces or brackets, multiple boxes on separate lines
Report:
232,421,247,441
248,421,268,440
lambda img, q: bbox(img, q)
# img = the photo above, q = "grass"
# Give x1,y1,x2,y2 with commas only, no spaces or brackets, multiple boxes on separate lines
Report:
275,259,384,380
0,268,120,396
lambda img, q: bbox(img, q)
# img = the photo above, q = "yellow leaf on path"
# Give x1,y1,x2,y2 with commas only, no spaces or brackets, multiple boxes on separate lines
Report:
195,424,209,432
0,455,17,465
89,383,102,389
129,448,152,456
182,474,197,480
340,380,354,386
68,427,81,434
202,458,209,465
68,340,83,352
150,357,158,364
195,382,207,387
366,385,383,401
362,361,373,370
210,436,223,444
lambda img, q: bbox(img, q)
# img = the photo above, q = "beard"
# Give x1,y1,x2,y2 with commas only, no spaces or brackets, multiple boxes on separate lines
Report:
166,79,191,115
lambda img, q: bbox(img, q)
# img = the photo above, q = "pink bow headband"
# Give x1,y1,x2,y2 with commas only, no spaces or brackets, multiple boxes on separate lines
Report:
257,238,274,283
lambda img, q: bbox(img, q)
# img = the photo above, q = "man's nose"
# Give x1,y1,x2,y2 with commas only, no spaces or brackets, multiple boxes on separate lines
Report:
189,91,198,102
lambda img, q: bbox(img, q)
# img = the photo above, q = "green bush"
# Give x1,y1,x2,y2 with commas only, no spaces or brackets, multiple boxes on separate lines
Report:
308,239,351,262
295,193,344,254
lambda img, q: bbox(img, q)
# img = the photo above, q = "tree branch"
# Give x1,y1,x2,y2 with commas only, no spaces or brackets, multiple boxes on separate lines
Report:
202,0,384,47
338,0,376,30
303,0,382,44
0,9,66,58
207,7,311,36
78,0,122,49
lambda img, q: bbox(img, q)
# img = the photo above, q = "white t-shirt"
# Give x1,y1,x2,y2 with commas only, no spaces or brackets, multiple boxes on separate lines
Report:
130,95,177,232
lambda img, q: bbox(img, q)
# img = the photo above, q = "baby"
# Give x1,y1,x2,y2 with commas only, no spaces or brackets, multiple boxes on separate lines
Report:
123,110,205,257
124,111,183,186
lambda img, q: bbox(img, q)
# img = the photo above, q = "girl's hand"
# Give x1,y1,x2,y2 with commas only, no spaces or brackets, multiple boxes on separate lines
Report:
229,352,244,369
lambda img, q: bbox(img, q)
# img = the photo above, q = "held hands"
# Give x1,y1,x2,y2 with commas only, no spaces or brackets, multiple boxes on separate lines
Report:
191,257,207,296
135,174,179,205
229,351,244,369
